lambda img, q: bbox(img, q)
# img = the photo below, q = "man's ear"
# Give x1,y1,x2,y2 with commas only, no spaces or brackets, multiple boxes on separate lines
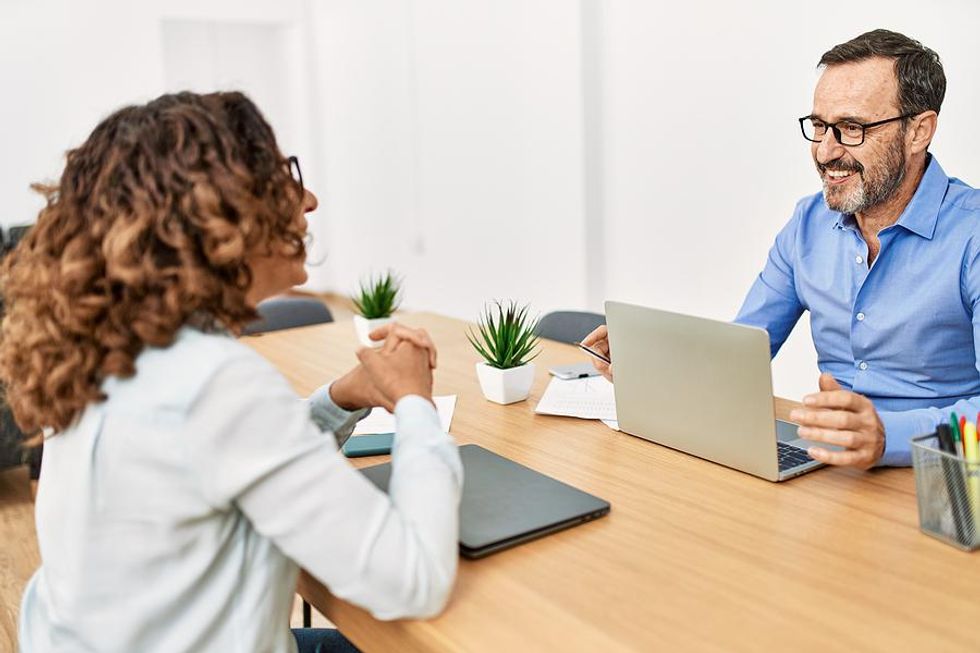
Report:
908,111,938,155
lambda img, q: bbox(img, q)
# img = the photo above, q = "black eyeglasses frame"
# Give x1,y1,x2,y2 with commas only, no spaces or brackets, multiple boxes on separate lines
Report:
798,113,915,147
288,155,304,192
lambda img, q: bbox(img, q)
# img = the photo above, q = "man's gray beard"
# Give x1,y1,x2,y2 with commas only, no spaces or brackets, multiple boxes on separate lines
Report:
823,137,907,215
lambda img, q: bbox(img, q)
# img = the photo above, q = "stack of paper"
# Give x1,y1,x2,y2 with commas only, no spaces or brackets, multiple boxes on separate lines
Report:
535,376,618,422
352,395,457,435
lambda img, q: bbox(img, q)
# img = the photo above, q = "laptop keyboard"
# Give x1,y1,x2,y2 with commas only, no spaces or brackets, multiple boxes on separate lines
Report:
777,441,814,471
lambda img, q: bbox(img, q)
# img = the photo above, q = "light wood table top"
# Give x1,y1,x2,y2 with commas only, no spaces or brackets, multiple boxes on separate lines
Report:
245,312,980,652
0,465,40,650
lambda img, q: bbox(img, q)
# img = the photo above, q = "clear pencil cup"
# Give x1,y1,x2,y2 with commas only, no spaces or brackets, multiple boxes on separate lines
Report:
910,433,980,551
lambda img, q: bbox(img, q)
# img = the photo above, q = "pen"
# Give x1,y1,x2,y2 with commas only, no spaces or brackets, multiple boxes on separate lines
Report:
576,342,611,365
937,423,954,453
937,423,972,545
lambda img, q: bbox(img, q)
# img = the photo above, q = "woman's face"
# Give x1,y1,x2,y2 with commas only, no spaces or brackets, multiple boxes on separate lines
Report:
245,186,318,307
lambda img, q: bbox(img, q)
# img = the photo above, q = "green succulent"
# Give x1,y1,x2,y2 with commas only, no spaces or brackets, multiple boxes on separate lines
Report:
353,271,402,319
467,301,540,370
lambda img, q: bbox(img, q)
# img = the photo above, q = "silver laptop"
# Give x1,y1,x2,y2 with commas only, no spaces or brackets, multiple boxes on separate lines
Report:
605,301,825,482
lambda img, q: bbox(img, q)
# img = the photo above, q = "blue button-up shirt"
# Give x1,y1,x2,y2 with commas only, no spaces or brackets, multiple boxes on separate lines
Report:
736,156,980,465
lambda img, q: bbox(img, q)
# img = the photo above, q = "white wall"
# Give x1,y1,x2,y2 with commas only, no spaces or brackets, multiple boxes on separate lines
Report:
309,0,588,321
4,0,980,399
0,0,306,218
0,0,164,228
0,0,322,273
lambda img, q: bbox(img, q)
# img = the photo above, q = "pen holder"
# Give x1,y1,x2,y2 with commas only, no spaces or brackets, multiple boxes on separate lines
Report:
911,433,980,551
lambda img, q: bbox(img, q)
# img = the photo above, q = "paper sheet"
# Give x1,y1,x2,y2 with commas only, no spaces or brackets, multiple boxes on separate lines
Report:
534,376,618,422
352,395,457,435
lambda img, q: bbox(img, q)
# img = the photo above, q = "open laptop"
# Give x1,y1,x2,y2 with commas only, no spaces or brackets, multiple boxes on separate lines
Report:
360,444,610,558
605,301,826,482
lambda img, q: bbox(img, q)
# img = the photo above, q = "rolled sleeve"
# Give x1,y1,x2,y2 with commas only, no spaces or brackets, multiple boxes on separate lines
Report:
391,395,463,486
306,382,371,447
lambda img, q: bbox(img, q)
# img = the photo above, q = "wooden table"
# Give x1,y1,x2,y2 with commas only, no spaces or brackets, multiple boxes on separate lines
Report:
245,312,980,652
0,465,40,650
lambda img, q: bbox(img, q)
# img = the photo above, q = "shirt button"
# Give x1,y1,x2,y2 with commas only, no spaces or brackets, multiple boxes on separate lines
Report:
858,361,868,371
855,255,864,264
856,312,865,321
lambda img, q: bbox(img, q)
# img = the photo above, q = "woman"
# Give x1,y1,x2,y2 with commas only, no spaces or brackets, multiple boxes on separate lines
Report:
0,91,462,652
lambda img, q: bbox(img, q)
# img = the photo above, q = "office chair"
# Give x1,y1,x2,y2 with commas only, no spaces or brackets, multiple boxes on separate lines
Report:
0,226,31,473
0,400,27,473
242,296,334,335
5,224,32,253
534,311,606,345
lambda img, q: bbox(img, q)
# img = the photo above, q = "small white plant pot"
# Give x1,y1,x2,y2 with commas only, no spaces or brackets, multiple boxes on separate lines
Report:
475,361,536,405
354,315,393,348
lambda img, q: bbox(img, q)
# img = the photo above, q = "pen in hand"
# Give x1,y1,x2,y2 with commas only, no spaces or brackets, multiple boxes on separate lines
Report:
576,342,611,365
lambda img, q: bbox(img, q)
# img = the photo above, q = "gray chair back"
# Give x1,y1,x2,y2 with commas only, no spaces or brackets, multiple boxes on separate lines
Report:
2,224,32,257
243,296,334,335
0,403,26,472
0,228,26,471
534,311,606,345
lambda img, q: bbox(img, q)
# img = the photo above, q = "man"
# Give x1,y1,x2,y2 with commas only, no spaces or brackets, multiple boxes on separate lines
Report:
583,29,980,468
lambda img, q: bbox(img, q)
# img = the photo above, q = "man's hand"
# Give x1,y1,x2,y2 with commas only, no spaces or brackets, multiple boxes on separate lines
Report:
580,325,613,382
789,373,885,469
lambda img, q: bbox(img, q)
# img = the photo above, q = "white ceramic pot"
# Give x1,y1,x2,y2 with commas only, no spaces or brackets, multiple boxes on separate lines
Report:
353,315,393,348
475,361,536,405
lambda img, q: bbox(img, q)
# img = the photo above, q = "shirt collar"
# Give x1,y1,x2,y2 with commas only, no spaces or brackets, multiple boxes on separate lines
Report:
832,155,948,240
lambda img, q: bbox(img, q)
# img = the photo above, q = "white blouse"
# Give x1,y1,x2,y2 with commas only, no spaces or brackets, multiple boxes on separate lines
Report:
19,326,462,652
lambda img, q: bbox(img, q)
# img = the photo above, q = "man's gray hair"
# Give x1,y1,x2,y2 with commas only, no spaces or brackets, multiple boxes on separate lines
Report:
819,29,946,116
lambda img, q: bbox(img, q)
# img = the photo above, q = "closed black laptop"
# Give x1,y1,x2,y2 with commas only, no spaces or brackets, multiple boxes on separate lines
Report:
360,444,610,559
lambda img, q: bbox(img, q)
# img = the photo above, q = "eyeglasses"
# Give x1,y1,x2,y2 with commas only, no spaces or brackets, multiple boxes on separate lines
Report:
798,114,914,146
288,155,304,192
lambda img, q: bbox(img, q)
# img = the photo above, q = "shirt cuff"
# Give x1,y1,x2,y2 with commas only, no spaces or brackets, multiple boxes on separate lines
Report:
877,409,941,467
306,382,370,447
392,395,462,484
392,395,441,441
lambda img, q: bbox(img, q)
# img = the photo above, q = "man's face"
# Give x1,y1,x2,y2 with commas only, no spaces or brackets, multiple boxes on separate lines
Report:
810,57,909,215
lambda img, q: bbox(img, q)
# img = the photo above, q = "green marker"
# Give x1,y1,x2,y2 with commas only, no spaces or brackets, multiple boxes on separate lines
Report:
951,412,963,452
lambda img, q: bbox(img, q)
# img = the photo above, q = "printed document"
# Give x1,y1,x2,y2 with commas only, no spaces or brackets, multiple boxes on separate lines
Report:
353,395,457,435
535,376,618,421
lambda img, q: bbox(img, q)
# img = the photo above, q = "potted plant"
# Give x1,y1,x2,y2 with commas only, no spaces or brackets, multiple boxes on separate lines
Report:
467,301,540,405
352,271,402,347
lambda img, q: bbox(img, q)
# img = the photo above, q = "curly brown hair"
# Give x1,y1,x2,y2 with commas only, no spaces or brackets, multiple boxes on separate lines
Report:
0,91,305,434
